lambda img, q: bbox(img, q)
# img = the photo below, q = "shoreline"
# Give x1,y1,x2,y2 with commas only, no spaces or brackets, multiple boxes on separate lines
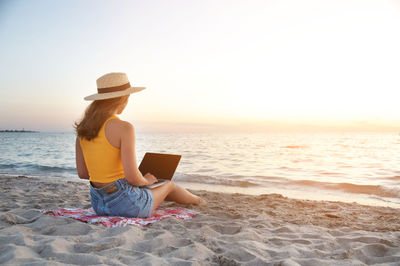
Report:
1,175,399,265
178,181,400,209
2,173,399,209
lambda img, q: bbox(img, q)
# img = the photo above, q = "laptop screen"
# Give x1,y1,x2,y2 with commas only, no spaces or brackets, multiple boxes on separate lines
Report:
138,153,181,180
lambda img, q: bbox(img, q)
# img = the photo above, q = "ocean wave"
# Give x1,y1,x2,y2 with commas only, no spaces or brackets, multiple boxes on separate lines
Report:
0,163,75,173
0,163,16,169
384,176,400,181
176,173,400,199
175,173,260,187
281,145,307,149
290,180,400,199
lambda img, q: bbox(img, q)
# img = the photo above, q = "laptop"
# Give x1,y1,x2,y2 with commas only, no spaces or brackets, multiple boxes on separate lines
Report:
138,152,181,188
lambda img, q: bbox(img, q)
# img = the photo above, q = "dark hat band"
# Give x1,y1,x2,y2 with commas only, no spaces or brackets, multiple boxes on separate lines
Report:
97,82,131,94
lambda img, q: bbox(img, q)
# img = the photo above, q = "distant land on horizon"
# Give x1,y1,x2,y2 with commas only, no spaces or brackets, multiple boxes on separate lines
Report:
1,119,400,134
0,129,39,133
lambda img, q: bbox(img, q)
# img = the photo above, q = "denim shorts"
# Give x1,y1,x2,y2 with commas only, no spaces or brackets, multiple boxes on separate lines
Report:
89,178,154,218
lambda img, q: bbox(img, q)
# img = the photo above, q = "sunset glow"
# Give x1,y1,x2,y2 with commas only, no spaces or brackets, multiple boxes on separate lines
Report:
0,0,399,132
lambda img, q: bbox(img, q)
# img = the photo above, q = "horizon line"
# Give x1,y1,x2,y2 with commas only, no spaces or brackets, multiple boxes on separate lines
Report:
3,120,399,134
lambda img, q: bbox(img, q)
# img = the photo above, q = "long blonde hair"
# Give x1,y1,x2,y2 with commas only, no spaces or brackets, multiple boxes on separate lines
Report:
74,96,129,141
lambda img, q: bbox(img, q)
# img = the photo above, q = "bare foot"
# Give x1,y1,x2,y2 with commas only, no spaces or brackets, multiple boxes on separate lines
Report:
196,197,208,206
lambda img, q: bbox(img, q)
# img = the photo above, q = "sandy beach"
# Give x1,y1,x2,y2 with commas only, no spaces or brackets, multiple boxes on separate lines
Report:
1,175,399,265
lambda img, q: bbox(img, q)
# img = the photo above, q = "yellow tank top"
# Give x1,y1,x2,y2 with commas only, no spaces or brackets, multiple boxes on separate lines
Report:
80,116,125,183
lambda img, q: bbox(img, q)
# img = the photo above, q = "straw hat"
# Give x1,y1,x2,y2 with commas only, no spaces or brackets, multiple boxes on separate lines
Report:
84,72,145,101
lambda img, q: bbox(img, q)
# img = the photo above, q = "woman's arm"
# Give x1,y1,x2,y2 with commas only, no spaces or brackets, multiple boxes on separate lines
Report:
120,122,156,186
75,137,90,179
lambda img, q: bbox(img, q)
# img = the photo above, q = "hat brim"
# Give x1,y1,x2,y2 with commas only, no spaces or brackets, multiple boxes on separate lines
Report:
84,86,145,101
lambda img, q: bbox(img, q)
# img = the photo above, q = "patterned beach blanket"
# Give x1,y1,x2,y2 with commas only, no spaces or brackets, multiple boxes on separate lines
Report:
42,207,199,228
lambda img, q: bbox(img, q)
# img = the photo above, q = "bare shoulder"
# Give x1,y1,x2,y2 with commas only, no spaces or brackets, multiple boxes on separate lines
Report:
108,119,135,135
107,118,132,128
120,119,134,131
105,119,135,148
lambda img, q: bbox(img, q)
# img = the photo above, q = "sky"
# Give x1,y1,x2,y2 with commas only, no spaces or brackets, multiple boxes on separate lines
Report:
1,0,400,132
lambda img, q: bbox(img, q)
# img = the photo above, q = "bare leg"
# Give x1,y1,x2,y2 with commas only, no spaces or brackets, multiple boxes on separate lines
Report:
164,183,200,204
150,182,176,212
150,181,204,212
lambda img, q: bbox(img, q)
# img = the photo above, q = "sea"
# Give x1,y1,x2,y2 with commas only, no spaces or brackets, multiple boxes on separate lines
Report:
1,132,400,208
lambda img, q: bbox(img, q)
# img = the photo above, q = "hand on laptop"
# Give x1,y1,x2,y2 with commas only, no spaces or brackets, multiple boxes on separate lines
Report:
144,173,158,186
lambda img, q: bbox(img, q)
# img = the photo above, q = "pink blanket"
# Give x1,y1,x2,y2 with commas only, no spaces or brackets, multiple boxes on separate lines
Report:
42,207,199,228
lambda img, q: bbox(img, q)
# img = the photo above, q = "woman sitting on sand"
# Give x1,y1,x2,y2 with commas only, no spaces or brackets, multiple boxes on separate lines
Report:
74,72,205,218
